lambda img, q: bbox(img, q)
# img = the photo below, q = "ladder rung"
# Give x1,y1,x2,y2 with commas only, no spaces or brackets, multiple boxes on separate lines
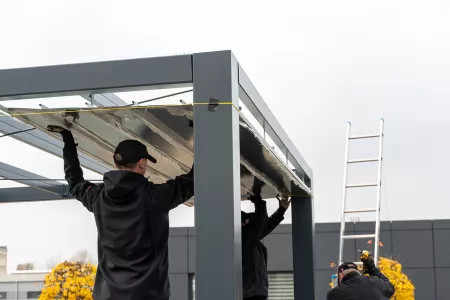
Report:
342,234,376,240
346,183,378,188
347,157,379,163
349,134,380,140
344,208,377,213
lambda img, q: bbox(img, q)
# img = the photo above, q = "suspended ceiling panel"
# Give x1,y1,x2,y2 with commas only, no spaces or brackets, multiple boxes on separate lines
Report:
4,105,309,205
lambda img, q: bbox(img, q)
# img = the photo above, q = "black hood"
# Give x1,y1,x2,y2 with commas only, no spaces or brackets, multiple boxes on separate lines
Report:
241,211,256,221
103,170,148,201
341,270,361,283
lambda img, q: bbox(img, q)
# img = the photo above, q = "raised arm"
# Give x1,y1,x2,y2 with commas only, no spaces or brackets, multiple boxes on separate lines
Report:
261,208,286,239
363,256,395,297
261,195,290,239
148,165,194,212
50,126,101,212
242,195,269,250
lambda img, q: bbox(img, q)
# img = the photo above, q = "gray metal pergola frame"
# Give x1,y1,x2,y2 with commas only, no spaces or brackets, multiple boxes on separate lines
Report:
0,50,315,300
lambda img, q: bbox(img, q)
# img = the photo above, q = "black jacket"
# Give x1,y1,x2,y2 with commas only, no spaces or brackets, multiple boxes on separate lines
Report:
242,201,286,299
62,133,194,300
326,266,395,300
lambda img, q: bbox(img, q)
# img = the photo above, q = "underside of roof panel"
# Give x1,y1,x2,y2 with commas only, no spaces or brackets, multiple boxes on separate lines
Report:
4,105,310,205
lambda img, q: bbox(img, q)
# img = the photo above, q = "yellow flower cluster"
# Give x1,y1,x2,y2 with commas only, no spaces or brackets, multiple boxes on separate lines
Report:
328,257,414,300
39,261,97,300
378,257,414,299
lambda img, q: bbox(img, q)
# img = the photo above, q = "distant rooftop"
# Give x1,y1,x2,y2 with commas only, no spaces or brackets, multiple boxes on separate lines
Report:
0,246,6,250
11,270,50,274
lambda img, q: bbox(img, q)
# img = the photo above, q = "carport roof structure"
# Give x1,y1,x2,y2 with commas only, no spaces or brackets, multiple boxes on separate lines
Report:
0,50,315,300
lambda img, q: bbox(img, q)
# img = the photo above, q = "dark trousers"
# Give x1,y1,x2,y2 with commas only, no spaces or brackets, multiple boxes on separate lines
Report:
244,297,267,300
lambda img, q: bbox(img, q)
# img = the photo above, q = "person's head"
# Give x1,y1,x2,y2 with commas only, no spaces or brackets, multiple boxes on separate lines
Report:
337,262,361,283
113,140,157,176
241,211,256,227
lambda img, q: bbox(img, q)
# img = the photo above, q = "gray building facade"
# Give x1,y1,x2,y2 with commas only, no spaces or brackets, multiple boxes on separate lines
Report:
1,219,448,299
167,219,450,300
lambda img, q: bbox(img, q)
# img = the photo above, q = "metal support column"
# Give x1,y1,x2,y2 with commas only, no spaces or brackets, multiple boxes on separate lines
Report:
193,51,242,300
291,185,316,300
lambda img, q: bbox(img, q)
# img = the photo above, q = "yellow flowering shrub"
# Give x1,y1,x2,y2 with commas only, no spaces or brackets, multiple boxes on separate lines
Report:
329,257,414,300
39,261,97,300
378,257,414,299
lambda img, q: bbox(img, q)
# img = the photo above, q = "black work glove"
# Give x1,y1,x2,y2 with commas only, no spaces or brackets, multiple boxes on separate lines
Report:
251,177,265,196
361,255,376,273
47,125,76,145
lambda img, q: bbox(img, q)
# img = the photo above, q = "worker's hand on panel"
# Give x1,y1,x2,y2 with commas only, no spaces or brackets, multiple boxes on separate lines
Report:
47,125,68,134
47,125,76,145
276,194,291,210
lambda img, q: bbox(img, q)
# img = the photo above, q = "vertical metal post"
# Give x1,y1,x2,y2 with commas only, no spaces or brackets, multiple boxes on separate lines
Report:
338,122,351,265
373,118,384,266
193,51,242,300
291,186,316,300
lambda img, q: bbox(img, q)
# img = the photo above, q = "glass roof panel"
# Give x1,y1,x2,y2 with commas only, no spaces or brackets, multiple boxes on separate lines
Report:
0,90,305,196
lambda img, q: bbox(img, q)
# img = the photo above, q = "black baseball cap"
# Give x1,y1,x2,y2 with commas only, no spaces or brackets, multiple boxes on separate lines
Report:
113,140,157,165
337,262,358,274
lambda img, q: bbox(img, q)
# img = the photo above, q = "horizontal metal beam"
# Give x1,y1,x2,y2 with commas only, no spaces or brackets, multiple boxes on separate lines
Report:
238,65,313,186
0,117,111,174
0,187,73,202
0,127,36,138
0,55,193,100
0,162,67,196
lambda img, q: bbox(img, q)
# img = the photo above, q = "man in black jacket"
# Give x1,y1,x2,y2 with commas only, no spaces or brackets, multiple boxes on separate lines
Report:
241,193,291,300
49,125,194,300
327,258,395,300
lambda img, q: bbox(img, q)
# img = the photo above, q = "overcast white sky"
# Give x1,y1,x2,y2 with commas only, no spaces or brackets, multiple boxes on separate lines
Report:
0,0,449,271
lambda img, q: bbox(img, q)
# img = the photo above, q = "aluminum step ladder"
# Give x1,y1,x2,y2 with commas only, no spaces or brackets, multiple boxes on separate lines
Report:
338,119,385,267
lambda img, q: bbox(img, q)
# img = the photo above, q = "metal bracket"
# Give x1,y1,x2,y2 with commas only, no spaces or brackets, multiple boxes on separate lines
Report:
207,97,220,112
